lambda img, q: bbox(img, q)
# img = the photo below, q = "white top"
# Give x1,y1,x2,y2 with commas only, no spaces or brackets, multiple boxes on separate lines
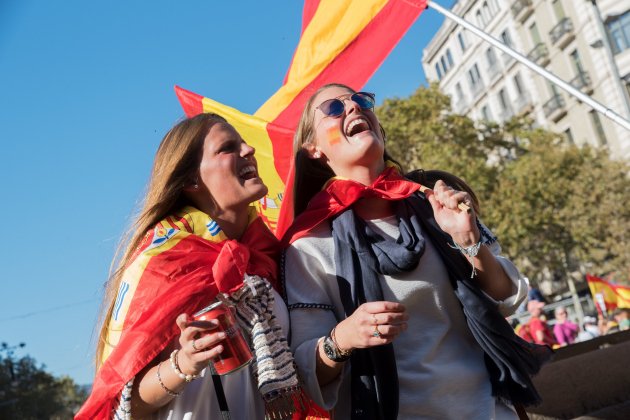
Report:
285,216,527,420
152,288,290,420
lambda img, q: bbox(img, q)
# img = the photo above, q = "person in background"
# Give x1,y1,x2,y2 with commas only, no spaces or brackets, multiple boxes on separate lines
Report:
77,114,303,419
552,306,578,346
613,308,630,331
516,283,546,314
526,300,556,347
576,315,600,342
527,287,546,304
282,83,552,419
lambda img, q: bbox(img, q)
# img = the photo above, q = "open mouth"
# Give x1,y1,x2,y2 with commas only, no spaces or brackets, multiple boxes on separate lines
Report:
239,165,258,180
345,117,371,137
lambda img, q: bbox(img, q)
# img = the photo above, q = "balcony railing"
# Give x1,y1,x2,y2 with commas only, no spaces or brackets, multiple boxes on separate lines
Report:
570,71,593,93
543,94,567,121
511,0,533,23
527,43,550,66
549,17,575,48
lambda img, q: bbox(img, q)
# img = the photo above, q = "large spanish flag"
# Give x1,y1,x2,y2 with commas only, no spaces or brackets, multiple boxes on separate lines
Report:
176,0,428,237
76,207,280,419
586,274,630,313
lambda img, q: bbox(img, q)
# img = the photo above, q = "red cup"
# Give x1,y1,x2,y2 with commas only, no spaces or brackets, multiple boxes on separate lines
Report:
192,300,253,375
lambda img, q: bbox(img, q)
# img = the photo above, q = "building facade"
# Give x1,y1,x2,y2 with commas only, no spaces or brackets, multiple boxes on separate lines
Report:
422,0,630,159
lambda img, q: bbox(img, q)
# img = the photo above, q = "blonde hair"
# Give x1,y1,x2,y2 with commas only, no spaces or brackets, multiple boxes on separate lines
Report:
95,113,227,366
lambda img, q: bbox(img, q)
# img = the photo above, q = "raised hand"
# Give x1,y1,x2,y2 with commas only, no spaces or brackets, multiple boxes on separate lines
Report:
426,180,479,247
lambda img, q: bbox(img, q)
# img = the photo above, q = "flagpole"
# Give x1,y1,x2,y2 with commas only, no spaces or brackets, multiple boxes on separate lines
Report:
426,0,630,132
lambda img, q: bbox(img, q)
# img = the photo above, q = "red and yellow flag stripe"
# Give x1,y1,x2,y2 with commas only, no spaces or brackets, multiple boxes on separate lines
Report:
176,0,428,237
587,274,630,312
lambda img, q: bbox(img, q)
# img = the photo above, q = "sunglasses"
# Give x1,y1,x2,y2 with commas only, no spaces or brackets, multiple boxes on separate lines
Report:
315,92,376,118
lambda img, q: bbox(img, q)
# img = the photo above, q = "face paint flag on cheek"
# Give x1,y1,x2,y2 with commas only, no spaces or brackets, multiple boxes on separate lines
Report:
327,126,342,146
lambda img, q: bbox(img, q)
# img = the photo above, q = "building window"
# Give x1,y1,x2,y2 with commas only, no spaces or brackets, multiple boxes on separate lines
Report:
498,89,510,110
446,49,454,68
569,49,585,74
552,0,565,20
455,82,464,101
481,105,493,121
483,1,492,22
435,63,442,80
476,10,484,27
589,111,608,146
549,82,561,98
490,0,500,14
436,50,455,79
606,11,630,54
529,22,543,46
486,48,497,66
458,32,468,52
467,63,482,89
563,128,574,145
500,29,513,47
513,72,525,96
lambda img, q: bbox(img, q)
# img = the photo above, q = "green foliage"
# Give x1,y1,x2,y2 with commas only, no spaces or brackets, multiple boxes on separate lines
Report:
377,84,630,286
0,343,88,419
379,83,520,204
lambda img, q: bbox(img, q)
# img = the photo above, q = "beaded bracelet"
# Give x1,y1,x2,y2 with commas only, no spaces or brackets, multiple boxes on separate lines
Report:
170,349,200,382
330,326,353,357
450,240,483,278
156,361,181,397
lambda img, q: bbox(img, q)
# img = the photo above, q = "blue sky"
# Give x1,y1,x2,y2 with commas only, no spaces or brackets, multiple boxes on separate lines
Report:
0,1,448,385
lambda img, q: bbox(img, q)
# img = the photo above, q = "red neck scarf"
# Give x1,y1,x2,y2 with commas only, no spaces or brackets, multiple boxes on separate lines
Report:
282,166,421,245
77,210,279,419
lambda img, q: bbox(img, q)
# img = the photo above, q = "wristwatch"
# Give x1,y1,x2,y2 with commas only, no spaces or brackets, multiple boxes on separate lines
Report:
322,334,353,362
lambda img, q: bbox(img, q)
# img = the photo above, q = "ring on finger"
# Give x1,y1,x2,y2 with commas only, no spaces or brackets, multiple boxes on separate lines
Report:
372,324,381,338
192,339,200,352
372,314,378,325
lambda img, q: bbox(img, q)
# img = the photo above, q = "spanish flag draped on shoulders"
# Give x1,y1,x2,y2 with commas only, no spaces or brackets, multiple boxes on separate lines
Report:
77,205,280,419
282,166,421,245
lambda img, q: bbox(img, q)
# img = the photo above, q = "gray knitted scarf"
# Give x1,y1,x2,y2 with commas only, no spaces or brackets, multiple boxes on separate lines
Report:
224,275,306,419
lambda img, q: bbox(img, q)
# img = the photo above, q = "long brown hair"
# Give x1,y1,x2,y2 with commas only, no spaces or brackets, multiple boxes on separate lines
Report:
95,113,227,366
292,83,400,217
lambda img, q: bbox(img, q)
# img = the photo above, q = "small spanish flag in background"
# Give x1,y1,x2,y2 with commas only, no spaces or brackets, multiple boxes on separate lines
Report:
586,274,630,314
176,0,428,238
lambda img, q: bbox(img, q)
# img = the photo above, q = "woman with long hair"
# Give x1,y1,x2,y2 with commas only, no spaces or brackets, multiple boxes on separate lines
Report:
77,113,303,419
282,83,552,419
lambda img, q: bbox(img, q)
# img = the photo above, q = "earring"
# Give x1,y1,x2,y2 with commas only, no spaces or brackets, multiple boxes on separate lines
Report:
192,184,199,189
313,151,321,159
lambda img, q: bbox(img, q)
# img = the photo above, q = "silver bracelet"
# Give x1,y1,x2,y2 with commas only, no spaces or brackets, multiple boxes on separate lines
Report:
451,240,482,258
450,240,482,277
156,361,182,396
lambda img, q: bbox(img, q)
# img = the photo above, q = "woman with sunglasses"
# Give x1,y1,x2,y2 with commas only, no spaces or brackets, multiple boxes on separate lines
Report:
77,114,304,419
282,83,552,419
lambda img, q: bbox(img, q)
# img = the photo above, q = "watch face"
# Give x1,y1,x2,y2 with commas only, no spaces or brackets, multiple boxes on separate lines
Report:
323,337,338,360
323,336,351,362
